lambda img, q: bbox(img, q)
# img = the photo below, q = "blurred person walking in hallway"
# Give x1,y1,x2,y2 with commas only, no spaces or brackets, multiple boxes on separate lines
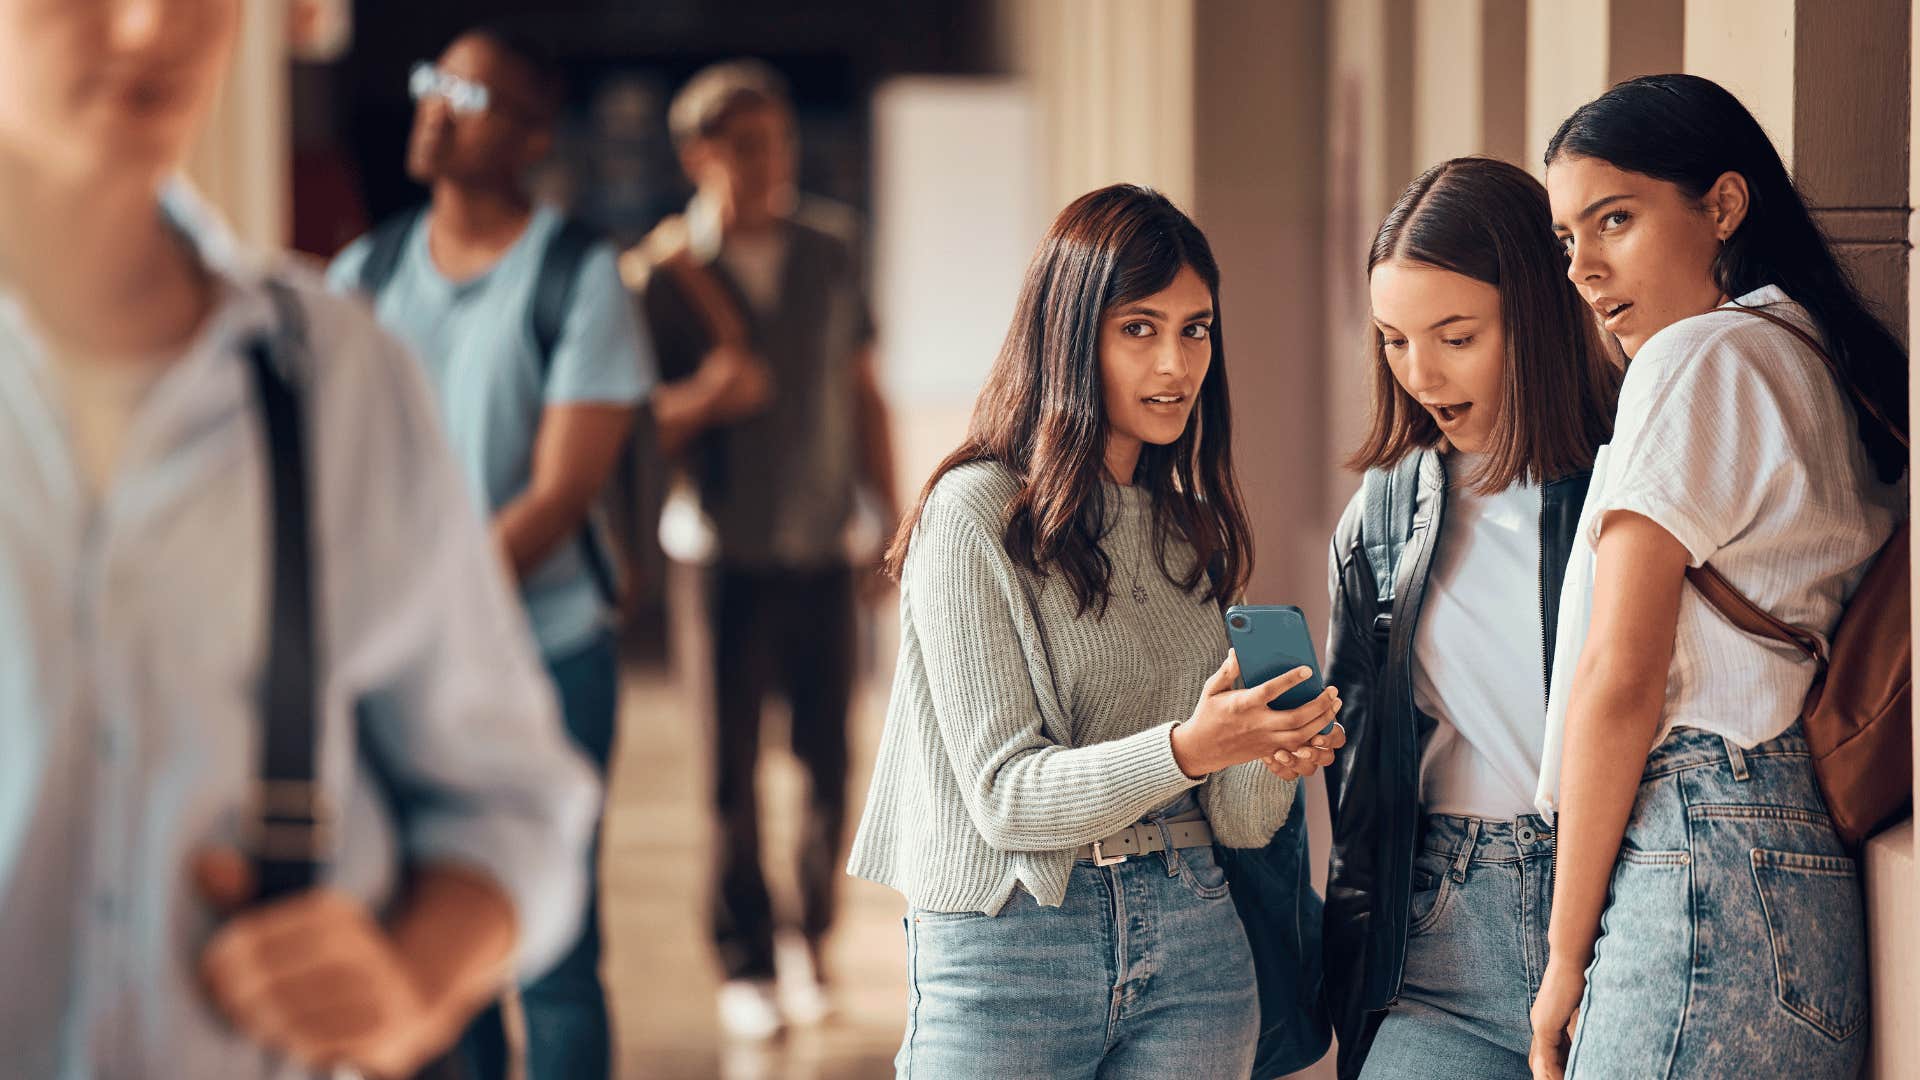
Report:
327,25,646,1080
0,2,598,1077
620,58,900,1042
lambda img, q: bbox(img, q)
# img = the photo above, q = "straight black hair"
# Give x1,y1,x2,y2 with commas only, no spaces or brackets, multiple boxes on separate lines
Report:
1547,73,1908,482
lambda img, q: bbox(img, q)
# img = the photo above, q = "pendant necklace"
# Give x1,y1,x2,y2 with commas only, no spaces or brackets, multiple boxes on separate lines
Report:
1129,496,1150,605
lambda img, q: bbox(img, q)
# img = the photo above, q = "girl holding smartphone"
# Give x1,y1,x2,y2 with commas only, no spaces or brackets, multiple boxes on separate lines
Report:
848,184,1343,1078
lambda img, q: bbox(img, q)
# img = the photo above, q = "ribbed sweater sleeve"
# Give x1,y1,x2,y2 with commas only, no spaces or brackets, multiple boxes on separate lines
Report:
1201,761,1297,847
907,491,1201,853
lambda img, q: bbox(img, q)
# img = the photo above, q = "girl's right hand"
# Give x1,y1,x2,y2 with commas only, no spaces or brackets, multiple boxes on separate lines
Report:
1170,649,1342,778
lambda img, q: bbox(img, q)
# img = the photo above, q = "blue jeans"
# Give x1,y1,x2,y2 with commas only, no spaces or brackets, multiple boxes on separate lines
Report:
1567,725,1867,1079
1359,813,1554,1080
460,630,618,1080
895,797,1258,1079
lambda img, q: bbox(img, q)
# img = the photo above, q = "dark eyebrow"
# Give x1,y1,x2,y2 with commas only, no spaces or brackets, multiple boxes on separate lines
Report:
1427,314,1478,331
1556,193,1633,230
1114,306,1215,322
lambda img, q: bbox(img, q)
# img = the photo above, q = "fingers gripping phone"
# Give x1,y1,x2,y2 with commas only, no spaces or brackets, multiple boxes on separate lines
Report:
1224,604,1335,733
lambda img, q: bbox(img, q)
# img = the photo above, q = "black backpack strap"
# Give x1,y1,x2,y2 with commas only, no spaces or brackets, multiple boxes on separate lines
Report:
528,217,622,608
1360,452,1424,608
356,205,426,299
529,217,601,376
247,279,329,902
247,281,470,1080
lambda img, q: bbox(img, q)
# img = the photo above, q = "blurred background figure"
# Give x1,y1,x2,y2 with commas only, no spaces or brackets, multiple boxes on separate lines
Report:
0,1,599,1077
326,24,647,1080
622,59,899,1043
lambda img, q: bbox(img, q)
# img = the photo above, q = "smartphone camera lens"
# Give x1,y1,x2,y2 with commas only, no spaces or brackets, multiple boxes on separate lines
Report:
1228,614,1249,632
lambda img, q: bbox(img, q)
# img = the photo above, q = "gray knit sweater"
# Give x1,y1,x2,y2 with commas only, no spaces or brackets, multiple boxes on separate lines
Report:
847,461,1297,915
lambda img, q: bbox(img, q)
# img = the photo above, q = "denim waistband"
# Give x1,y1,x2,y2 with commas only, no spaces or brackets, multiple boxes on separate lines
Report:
1419,812,1555,863
1641,723,1809,781
1143,789,1207,826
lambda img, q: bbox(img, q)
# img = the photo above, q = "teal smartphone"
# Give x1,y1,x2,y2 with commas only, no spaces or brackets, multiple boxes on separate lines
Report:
1224,604,1333,732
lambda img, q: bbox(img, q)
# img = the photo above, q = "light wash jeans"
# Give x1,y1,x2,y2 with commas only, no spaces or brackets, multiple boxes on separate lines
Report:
895,794,1258,1079
1567,724,1867,1079
1359,813,1555,1080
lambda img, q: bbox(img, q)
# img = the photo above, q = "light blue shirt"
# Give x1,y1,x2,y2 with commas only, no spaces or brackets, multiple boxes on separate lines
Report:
0,196,600,1078
327,206,655,658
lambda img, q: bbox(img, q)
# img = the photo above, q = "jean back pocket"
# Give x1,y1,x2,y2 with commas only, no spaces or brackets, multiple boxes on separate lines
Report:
1750,848,1868,1042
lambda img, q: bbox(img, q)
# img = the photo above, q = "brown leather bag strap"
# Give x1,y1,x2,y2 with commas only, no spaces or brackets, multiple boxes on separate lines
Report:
1683,305,1878,669
1730,305,1910,450
621,213,750,349
1684,562,1828,666
659,250,750,349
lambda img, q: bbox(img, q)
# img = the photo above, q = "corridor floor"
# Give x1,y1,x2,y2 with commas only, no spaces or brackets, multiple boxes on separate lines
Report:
603,661,906,1079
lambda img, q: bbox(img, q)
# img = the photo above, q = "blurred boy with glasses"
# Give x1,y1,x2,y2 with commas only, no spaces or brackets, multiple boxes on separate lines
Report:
328,25,652,1080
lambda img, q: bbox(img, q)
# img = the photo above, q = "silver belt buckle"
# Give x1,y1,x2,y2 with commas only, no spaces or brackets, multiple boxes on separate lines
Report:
1091,829,1131,866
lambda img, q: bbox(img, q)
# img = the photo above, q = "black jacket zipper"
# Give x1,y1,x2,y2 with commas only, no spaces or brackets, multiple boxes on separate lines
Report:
1539,492,1557,907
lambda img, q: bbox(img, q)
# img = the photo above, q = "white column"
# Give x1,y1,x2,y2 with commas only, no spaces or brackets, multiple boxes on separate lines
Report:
870,78,1042,503
185,1,291,249
1414,0,1487,166
1683,0,1797,167
1525,0,1609,174
1868,823,1918,1079
1002,0,1196,212
1326,0,1415,508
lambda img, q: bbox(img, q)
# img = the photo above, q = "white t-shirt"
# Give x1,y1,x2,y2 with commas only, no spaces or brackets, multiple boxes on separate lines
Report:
1539,286,1904,815
688,189,788,317
719,232,787,317
1412,453,1547,820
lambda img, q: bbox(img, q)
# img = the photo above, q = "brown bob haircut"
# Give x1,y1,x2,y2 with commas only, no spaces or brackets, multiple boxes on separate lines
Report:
885,184,1252,616
1350,156,1618,492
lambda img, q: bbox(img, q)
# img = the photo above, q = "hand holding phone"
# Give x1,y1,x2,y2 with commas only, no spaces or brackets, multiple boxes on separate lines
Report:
1170,606,1343,778
1225,605,1335,732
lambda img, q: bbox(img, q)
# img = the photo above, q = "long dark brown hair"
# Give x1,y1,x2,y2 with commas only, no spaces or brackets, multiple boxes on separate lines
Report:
885,184,1252,615
1349,157,1619,492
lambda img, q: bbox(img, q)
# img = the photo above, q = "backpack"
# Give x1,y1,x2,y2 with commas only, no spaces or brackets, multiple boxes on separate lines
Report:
357,206,622,607
1361,452,1426,617
1687,306,1911,849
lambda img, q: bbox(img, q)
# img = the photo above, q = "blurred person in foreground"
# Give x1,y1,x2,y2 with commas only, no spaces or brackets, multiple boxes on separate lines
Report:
325,26,672,1080
620,59,899,1039
0,1,596,1077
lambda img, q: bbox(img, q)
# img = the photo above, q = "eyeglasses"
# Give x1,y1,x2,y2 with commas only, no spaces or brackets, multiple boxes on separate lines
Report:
409,61,491,117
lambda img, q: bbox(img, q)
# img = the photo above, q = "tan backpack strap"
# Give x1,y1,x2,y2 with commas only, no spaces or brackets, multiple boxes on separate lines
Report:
1732,306,1910,450
619,214,749,349
1684,306,1902,666
1685,562,1828,667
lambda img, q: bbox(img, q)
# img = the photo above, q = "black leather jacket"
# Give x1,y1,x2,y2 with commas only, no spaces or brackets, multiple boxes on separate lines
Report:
1321,451,1592,1080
